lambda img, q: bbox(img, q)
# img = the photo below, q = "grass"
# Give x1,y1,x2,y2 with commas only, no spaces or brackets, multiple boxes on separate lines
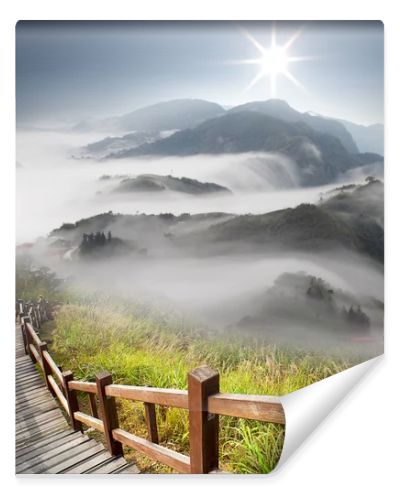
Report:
17,255,365,474
37,292,361,474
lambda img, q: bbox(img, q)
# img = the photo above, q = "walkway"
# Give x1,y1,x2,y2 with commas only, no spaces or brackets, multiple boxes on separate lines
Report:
15,326,139,474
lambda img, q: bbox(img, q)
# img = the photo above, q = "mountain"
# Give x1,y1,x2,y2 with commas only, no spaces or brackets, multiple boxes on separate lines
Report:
76,131,175,159
113,174,231,195
236,272,382,338
112,111,382,186
228,99,359,154
338,120,383,155
47,180,383,263
323,178,383,226
186,179,383,262
73,99,225,133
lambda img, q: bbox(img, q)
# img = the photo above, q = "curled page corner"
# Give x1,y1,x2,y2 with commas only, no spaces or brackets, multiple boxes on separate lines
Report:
276,355,383,469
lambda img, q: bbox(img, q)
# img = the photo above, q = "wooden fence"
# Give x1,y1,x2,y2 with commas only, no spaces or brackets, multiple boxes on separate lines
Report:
16,299,285,474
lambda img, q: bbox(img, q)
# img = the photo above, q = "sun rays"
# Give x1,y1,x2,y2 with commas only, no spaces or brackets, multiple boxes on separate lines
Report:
232,24,314,97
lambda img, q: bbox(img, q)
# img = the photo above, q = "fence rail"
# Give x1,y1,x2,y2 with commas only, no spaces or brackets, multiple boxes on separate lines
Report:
16,298,285,474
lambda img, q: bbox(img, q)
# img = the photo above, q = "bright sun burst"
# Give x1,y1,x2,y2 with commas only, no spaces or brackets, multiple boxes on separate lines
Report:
235,24,313,97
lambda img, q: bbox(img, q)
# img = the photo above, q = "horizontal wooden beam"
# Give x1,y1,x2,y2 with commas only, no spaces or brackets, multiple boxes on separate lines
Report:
42,350,64,386
74,411,104,433
208,393,285,425
68,380,97,394
112,428,191,474
29,344,44,371
48,375,70,416
105,384,188,409
104,384,284,424
25,322,42,347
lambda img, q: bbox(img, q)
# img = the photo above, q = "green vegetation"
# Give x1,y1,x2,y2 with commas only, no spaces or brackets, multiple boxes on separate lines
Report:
16,255,62,302
16,261,360,473
115,174,230,195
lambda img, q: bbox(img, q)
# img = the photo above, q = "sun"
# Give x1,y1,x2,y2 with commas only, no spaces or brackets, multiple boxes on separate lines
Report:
232,24,313,97
260,46,289,76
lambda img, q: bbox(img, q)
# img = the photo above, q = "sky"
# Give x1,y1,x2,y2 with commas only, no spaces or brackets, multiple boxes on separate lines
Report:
16,21,384,127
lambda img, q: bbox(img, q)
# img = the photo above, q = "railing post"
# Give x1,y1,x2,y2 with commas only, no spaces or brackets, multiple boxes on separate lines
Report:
17,299,24,324
96,371,123,456
144,403,159,444
88,393,99,418
20,316,28,355
62,370,83,432
38,341,56,397
188,366,220,473
23,317,36,363
34,306,41,329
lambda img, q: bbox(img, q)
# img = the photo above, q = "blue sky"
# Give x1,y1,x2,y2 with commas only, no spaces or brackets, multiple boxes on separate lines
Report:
16,21,384,126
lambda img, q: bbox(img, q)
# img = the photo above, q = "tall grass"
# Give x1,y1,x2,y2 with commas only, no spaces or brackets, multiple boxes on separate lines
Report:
38,294,360,474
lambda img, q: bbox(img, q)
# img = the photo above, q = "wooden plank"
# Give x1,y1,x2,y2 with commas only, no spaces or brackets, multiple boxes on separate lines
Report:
16,430,77,459
16,372,41,382
42,351,64,386
16,409,64,432
16,432,81,465
105,384,188,408
16,395,57,412
29,344,44,370
89,455,130,474
48,375,70,415
16,401,59,421
64,451,113,474
16,393,51,408
25,322,42,348
68,380,97,394
39,341,56,397
19,440,102,474
88,393,98,418
74,412,104,433
16,380,43,391
23,317,36,363
144,402,159,444
16,421,70,448
188,366,219,474
16,381,45,393
208,393,285,425
115,463,141,474
96,372,123,456
112,428,190,474
16,392,52,407
46,443,105,474
62,371,82,431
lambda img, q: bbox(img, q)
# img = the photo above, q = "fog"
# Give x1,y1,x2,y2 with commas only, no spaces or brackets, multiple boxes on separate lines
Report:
17,130,384,355
16,130,338,243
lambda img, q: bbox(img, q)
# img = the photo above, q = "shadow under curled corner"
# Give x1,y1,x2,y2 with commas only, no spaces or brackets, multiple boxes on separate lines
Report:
274,355,383,471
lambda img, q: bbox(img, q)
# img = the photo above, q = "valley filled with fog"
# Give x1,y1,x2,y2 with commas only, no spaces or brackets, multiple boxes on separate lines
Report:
16,122,384,356
16,129,382,243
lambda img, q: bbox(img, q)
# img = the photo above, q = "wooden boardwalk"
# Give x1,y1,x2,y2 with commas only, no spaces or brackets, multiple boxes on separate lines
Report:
15,326,139,474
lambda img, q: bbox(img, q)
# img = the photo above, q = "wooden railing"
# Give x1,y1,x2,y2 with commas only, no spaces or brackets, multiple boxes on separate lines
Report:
16,299,285,474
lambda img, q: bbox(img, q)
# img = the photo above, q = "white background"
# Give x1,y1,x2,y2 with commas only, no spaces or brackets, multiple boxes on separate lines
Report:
1,1,399,498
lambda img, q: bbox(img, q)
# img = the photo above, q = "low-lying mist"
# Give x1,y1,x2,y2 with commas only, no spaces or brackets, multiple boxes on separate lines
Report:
17,130,341,243
17,129,384,356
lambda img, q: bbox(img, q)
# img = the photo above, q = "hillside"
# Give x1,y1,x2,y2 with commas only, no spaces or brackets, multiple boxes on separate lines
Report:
339,120,384,155
113,174,231,195
181,181,384,262
323,178,383,226
114,111,382,186
76,131,174,159
237,272,383,338
48,180,383,263
228,99,359,154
